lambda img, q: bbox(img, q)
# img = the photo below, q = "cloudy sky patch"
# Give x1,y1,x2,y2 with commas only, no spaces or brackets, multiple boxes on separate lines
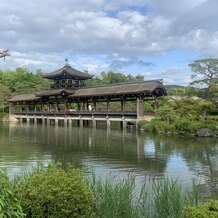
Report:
0,0,217,85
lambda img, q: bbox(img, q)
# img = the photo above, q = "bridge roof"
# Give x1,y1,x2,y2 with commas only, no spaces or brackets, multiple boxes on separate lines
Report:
8,93,40,102
71,81,167,98
35,88,75,97
8,81,167,103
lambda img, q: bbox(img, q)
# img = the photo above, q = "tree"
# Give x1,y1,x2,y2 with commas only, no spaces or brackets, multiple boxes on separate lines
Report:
189,58,218,100
0,84,11,113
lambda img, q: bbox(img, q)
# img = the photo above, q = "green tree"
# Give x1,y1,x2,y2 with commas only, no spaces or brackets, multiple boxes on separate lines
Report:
0,68,51,94
0,84,11,113
189,58,218,100
83,71,144,87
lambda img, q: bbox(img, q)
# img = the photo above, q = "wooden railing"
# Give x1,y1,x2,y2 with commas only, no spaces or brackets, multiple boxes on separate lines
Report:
13,110,137,117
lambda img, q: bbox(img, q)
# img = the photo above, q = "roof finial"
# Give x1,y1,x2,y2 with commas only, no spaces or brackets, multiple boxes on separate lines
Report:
64,58,70,66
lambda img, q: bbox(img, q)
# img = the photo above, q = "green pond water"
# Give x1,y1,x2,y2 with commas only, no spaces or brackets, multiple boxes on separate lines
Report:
0,122,217,199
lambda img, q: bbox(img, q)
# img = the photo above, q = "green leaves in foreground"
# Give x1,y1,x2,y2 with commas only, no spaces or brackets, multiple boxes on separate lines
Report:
13,164,94,218
0,168,24,218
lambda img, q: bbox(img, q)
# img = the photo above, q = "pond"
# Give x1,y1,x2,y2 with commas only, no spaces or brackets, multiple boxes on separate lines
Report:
0,122,217,199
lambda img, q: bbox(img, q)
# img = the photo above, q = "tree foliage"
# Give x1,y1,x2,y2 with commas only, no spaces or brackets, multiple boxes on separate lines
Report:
189,58,218,100
0,68,51,112
83,71,144,87
152,98,217,134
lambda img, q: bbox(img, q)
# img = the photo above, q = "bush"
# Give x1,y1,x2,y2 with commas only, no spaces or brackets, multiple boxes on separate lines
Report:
137,119,149,127
14,164,94,218
174,118,191,133
182,200,218,218
155,120,176,133
187,121,204,133
146,118,162,132
0,169,24,217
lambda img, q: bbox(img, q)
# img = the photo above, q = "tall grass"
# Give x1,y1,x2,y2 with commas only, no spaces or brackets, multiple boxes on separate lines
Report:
87,172,149,217
86,173,201,218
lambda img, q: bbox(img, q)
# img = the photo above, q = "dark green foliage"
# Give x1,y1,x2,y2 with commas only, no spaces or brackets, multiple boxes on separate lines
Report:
147,98,217,135
83,71,144,87
0,68,51,112
0,68,51,94
182,200,218,218
137,119,149,127
14,164,94,218
189,58,218,100
0,169,24,217
146,118,162,132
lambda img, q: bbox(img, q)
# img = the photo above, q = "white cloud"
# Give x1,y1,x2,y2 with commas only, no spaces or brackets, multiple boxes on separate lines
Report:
0,0,217,85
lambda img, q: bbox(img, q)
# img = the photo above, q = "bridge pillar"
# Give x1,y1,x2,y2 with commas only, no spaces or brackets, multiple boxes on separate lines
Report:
92,120,96,128
107,119,111,128
34,116,37,124
137,98,144,118
55,118,58,125
64,118,68,126
121,100,126,111
80,119,83,127
93,102,96,110
68,119,72,126
42,117,46,124
123,120,127,128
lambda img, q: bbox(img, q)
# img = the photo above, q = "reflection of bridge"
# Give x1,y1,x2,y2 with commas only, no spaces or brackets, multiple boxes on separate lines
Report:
13,110,140,128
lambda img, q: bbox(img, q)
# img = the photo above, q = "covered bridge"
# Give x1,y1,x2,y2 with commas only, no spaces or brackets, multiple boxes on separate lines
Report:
8,64,167,127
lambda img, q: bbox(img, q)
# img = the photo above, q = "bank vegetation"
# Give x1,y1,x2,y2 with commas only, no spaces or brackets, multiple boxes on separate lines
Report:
1,163,217,218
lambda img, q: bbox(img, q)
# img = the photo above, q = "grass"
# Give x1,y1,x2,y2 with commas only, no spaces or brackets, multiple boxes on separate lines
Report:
7,164,202,218
86,173,201,218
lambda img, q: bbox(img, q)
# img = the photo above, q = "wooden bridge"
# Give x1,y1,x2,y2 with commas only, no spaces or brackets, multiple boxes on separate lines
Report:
12,110,140,128
8,64,167,128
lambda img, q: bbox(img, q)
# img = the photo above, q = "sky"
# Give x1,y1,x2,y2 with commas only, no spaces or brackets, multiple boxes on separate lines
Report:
0,0,217,85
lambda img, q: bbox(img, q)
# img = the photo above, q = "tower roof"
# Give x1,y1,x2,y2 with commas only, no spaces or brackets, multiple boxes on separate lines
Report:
43,64,93,80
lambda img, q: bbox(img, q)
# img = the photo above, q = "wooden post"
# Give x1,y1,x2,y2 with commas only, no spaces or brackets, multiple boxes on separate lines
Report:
137,98,144,118
107,119,111,128
80,119,83,127
64,118,68,126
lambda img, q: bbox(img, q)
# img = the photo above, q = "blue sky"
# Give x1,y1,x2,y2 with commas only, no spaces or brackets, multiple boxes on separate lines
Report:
0,0,217,85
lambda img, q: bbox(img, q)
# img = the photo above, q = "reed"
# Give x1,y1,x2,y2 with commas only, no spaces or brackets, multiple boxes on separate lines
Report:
87,173,201,218
87,172,150,217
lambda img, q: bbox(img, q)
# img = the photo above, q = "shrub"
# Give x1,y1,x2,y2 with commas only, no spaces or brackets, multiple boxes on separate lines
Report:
174,118,191,133
137,119,149,127
187,121,204,133
155,120,176,133
14,164,94,218
0,169,24,217
146,118,162,132
182,200,218,218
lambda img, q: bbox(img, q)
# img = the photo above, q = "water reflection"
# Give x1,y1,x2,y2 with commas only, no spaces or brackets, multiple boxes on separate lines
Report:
0,122,217,199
